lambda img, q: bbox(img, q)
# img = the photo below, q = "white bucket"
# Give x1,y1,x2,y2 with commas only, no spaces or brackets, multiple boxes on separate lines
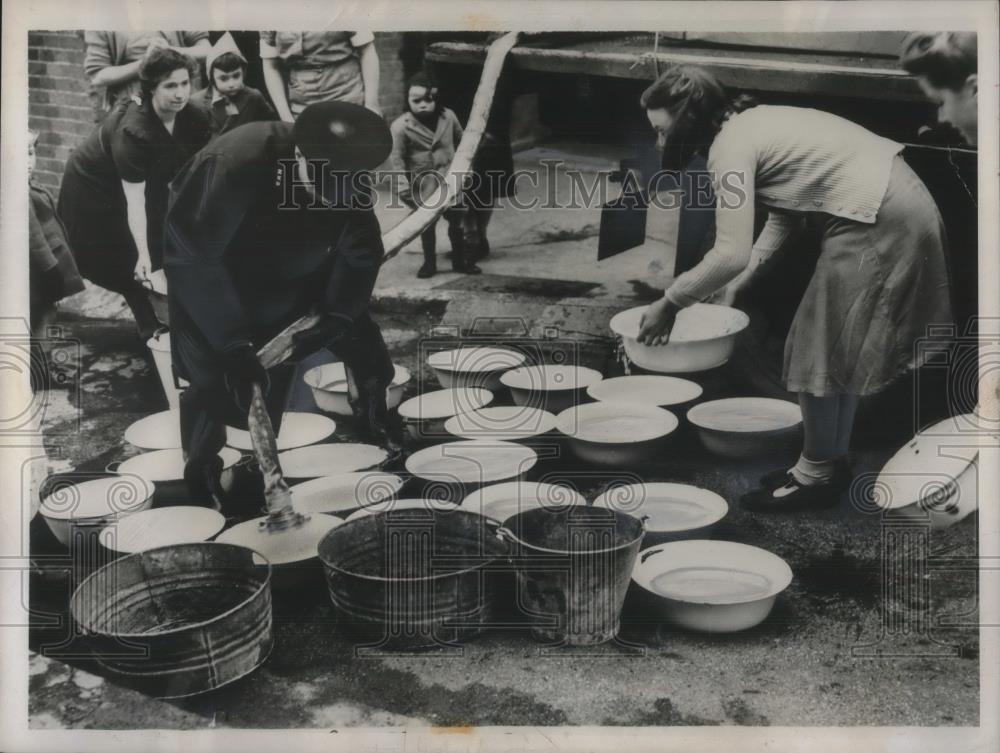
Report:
146,331,187,409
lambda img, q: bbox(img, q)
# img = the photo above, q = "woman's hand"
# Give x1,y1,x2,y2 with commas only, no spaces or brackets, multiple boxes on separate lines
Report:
134,254,152,287
637,298,680,346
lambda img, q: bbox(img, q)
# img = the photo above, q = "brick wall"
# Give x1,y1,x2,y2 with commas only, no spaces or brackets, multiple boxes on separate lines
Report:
27,31,407,192
27,31,101,191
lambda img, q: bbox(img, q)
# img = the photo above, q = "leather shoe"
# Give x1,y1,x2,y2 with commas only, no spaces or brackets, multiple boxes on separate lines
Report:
759,457,852,489
741,473,848,513
452,260,482,275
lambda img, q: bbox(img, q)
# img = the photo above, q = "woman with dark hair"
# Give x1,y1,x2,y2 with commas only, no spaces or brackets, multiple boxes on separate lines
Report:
636,64,953,512
900,32,978,146
58,46,212,341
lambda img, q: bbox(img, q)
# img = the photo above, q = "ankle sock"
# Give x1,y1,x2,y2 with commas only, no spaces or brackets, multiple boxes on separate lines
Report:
789,454,838,487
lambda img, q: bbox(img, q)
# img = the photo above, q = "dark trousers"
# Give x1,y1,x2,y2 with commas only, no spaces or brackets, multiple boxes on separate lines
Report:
175,311,393,493
419,207,467,267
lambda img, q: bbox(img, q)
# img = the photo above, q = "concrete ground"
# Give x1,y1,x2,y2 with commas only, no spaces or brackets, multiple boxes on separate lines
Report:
29,145,979,729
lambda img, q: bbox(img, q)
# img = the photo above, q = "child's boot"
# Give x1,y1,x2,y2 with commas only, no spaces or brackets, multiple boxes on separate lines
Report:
417,226,437,278
449,225,481,275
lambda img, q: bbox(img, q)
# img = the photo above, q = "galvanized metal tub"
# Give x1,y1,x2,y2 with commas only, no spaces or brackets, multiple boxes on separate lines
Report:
69,542,273,698
318,509,507,648
500,506,644,646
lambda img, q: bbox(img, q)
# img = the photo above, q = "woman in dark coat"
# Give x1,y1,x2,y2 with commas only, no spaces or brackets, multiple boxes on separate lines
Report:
58,46,212,341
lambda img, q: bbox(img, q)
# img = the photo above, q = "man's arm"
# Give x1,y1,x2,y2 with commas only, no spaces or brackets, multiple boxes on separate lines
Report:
260,33,295,123
84,31,145,89
356,39,381,115
322,207,384,322
175,34,211,60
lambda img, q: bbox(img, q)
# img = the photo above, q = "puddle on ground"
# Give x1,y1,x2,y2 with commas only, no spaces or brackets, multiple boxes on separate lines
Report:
798,548,879,605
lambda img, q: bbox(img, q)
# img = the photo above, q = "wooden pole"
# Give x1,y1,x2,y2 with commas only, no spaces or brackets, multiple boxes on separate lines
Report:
258,31,522,370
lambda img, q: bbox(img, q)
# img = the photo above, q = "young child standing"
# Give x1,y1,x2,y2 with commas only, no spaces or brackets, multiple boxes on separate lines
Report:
191,32,276,138
29,130,84,339
389,72,480,278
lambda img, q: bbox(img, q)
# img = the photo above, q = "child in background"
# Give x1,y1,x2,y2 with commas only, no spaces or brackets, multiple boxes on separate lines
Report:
389,72,480,278
29,130,84,340
191,32,276,138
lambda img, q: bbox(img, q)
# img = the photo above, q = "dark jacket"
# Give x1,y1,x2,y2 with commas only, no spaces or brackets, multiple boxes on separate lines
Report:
190,85,277,138
30,181,85,312
57,97,212,287
162,120,385,365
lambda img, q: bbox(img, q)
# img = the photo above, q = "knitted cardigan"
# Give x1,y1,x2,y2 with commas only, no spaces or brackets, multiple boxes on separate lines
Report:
664,105,904,307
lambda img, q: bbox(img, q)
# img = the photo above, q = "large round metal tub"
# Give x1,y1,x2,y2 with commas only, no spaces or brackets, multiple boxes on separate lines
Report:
70,543,273,698
318,509,507,649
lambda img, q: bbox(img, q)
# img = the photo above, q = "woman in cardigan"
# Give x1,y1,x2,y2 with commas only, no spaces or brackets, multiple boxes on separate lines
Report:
636,65,953,512
58,46,212,341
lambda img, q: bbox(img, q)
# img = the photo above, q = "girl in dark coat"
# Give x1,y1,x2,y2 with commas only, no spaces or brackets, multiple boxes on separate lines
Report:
58,46,212,341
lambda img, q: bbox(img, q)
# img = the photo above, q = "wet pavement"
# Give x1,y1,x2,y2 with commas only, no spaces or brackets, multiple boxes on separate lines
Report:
27,145,979,729
28,304,979,729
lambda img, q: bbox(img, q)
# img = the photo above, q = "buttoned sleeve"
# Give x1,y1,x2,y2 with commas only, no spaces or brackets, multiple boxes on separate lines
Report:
388,116,412,199
664,125,758,307
447,108,464,145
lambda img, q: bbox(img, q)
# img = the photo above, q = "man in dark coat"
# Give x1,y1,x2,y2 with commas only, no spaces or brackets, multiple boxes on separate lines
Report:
163,101,398,507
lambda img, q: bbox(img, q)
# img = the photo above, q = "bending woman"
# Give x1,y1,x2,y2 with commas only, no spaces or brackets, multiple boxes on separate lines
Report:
636,65,953,512
58,46,211,341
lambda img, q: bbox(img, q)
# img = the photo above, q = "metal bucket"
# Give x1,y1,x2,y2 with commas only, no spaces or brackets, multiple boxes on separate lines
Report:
317,509,507,649
500,506,644,646
70,542,273,698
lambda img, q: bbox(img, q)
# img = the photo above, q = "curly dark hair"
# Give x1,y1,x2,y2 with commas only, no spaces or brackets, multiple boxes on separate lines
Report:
900,32,977,90
640,64,757,171
138,46,197,100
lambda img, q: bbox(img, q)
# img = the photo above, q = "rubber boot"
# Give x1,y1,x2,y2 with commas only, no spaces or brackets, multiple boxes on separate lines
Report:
417,225,437,279
344,364,405,461
182,455,226,512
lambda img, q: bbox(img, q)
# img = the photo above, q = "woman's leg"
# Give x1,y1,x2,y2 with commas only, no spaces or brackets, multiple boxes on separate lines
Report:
835,393,860,459
789,393,843,486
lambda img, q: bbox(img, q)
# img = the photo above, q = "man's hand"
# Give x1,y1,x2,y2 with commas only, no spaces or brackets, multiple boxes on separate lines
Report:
290,311,354,360
637,297,680,346
223,344,269,409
